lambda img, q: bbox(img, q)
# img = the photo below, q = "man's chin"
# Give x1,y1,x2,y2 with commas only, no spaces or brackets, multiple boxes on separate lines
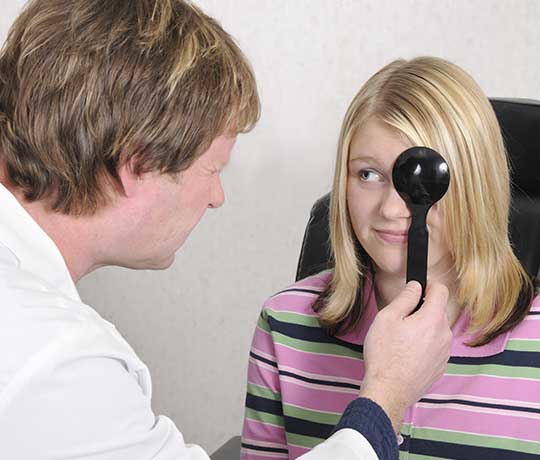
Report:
119,254,176,271
159,254,176,269
148,254,175,270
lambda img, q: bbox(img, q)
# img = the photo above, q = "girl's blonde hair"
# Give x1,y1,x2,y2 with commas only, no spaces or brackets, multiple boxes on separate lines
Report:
316,57,533,346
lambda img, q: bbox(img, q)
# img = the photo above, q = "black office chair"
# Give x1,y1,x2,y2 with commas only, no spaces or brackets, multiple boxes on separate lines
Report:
296,98,540,283
211,98,540,460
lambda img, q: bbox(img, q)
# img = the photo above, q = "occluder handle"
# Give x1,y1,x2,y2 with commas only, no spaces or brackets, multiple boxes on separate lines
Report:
406,205,429,312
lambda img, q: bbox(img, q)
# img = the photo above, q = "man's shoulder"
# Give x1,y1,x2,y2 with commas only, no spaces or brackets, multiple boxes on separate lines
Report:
262,270,333,318
0,260,147,395
0,258,91,331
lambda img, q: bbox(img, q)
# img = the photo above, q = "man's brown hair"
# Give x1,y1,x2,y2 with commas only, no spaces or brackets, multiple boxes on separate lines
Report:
0,0,260,215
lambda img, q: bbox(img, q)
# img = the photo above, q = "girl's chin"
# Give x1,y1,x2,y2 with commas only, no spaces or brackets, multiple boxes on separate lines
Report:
372,263,407,278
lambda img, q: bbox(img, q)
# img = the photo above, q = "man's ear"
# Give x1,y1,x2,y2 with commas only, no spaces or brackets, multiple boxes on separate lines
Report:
117,157,142,198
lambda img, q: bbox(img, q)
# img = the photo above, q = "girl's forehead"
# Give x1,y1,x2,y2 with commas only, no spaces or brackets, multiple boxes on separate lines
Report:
349,119,412,168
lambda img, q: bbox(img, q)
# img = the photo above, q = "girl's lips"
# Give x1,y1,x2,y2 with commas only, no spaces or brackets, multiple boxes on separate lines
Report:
375,229,408,244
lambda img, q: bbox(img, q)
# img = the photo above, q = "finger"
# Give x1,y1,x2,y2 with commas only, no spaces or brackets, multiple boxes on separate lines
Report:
385,281,422,318
414,282,449,317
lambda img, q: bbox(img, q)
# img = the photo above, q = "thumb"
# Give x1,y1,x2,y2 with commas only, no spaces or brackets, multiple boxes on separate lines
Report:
416,282,449,316
385,281,422,318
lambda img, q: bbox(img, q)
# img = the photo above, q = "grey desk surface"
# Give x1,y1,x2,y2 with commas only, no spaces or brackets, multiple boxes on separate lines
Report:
211,436,241,460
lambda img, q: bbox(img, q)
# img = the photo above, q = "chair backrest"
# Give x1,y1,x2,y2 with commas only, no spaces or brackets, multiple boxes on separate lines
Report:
296,98,540,282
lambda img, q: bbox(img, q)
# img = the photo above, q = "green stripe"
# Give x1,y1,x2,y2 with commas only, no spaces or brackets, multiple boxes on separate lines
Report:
400,423,412,436
413,427,540,454
245,407,284,428
446,363,540,379
506,339,540,352
265,308,322,327
257,316,271,333
283,404,341,425
272,331,362,359
247,383,281,401
401,453,452,460
287,432,324,449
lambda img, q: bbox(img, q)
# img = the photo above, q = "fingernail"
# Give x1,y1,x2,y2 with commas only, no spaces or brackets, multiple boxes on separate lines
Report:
407,281,421,290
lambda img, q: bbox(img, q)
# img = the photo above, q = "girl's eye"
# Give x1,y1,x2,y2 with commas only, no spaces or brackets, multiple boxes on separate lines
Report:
359,169,383,182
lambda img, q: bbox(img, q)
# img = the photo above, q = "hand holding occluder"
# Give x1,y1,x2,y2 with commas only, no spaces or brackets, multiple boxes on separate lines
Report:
360,281,452,432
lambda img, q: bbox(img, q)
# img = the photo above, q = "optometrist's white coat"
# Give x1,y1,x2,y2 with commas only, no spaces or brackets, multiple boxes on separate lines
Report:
0,184,377,460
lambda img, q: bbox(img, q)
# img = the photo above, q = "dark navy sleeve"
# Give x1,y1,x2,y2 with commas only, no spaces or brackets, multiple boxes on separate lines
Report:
332,397,399,460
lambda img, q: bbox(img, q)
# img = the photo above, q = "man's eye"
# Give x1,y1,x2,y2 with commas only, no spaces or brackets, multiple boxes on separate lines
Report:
359,169,383,182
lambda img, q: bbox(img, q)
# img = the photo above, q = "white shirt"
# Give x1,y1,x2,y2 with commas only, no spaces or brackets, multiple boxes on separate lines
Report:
0,183,377,460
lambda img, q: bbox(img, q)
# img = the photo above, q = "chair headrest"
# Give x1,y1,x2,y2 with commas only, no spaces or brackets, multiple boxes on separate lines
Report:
491,99,540,197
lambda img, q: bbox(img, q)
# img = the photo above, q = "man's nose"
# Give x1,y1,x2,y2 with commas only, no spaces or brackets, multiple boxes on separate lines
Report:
208,175,225,209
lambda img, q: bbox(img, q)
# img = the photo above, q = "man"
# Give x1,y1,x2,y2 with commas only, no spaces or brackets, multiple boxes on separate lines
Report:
0,1,452,459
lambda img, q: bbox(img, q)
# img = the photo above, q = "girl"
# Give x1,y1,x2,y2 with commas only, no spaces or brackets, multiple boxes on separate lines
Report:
241,57,539,460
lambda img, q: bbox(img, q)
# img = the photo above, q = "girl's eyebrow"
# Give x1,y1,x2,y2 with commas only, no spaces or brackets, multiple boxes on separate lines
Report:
349,155,384,165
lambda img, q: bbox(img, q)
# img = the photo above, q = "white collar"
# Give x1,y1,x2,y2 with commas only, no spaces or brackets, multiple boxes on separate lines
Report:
0,183,81,302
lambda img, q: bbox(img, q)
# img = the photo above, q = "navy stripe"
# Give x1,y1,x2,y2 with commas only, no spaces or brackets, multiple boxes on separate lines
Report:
411,437,540,459
274,288,323,296
267,316,330,342
278,369,360,390
284,415,333,439
241,443,288,454
245,393,283,417
420,397,540,415
267,316,364,353
398,434,411,452
529,311,540,315
250,351,278,368
450,349,540,367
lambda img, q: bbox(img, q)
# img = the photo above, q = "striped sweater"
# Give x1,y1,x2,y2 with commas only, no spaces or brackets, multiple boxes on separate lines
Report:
241,270,540,460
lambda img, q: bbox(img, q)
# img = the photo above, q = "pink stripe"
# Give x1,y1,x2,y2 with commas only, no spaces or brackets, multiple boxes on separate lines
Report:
429,374,540,403
247,361,280,393
510,316,540,339
273,342,364,380
242,419,286,444
263,272,331,313
294,272,332,288
283,380,357,413
241,450,287,460
252,327,277,356
289,445,311,460
265,293,319,313
418,402,540,418
411,405,540,442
